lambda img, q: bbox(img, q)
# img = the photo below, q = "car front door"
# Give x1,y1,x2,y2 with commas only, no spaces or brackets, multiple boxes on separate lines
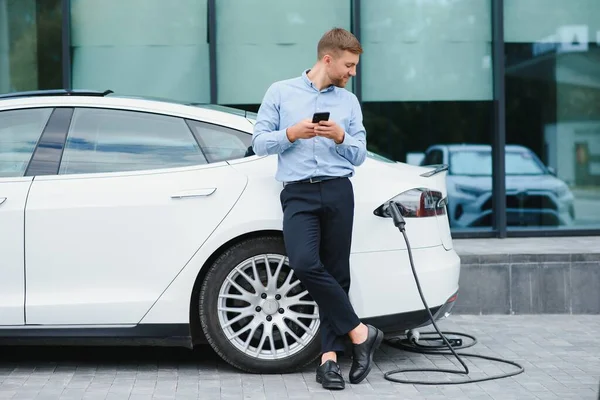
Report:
24,107,247,325
0,107,53,325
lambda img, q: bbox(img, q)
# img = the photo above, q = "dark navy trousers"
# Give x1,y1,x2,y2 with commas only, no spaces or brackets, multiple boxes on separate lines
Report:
280,177,361,354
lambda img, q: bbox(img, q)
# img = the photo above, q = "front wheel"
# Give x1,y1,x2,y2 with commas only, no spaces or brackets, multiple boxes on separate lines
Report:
198,236,321,373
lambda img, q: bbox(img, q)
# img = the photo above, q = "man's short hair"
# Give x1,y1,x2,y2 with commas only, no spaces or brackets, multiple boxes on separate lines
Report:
317,28,363,59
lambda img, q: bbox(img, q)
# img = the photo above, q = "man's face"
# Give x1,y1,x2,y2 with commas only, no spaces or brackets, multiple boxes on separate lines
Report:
325,50,359,88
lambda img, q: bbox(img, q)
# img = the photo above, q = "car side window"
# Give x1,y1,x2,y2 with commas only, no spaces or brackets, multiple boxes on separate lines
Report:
59,108,208,175
187,120,252,163
0,108,52,178
422,149,443,165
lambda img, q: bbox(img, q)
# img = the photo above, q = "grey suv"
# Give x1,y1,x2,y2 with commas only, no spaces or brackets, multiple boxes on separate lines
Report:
420,144,575,228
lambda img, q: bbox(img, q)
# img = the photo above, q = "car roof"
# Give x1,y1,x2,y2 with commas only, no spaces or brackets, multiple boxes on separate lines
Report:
0,89,256,132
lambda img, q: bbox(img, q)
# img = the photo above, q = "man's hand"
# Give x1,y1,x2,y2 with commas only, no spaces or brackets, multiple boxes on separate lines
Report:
286,119,316,142
315,120,345,144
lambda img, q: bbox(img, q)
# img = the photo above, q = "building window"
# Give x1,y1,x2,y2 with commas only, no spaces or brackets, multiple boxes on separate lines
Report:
504,0,600,230
0,0,62,93
361,0,494,232
69,0,210,103
215,0,352,105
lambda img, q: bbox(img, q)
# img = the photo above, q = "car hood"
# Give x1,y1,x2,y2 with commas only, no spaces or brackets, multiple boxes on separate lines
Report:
449,174,566,192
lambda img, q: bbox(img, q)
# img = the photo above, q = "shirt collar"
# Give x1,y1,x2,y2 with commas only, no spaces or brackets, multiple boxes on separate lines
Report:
301,69,335,93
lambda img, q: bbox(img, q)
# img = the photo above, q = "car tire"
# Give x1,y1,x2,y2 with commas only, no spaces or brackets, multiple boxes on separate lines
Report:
199,235,321,374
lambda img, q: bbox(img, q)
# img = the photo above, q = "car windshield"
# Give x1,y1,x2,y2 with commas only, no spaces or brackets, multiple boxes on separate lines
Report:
449,150,546,176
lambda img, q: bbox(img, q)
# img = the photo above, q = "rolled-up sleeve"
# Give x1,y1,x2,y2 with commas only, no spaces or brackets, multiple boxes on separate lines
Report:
252,83,294,156
335,94,367,166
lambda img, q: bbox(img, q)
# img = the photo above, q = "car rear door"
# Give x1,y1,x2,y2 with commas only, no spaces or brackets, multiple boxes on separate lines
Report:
0,107,53,325
24,107,247,325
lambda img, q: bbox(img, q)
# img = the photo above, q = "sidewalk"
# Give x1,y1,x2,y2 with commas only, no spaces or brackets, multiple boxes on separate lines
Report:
0,315,598,399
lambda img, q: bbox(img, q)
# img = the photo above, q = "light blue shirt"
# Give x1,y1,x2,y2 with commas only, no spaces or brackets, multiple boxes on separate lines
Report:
252,70,367,183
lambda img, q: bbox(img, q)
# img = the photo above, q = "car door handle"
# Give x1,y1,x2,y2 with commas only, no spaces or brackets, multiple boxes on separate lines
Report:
171,188,216,199
0,197,5,206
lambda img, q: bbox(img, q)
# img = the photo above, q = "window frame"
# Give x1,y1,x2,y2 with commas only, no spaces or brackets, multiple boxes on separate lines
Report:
421,148,445,167
427,150,444,166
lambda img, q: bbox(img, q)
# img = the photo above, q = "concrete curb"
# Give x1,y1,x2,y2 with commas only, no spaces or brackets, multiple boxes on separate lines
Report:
452,253,600,315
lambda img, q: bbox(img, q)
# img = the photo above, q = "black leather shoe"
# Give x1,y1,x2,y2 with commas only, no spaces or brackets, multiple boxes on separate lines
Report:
316,360,345,390
349,324,384,384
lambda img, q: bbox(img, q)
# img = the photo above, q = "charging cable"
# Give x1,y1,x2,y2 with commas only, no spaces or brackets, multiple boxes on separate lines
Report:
382,201,525,385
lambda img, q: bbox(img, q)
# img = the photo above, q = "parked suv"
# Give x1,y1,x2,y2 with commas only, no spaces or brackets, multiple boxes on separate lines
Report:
420,144,575,228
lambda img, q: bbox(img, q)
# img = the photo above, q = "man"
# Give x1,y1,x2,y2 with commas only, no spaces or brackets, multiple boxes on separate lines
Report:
252,28,383,390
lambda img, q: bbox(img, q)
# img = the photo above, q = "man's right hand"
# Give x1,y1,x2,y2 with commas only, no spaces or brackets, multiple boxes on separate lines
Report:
286,119,316,142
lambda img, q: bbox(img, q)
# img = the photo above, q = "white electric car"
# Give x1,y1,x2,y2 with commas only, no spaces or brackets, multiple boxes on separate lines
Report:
0,90,460,373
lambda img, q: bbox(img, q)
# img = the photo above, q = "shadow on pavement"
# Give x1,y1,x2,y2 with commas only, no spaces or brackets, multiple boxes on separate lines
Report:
0,345,228,367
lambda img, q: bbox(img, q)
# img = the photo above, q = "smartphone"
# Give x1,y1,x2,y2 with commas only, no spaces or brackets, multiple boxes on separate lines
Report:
312,111,330,123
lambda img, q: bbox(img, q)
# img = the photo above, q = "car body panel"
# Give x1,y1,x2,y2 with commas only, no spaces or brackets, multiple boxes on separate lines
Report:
140,155,459,324
349,245,460,318
0,92,460,346
25,164,247,324
0,177,32,326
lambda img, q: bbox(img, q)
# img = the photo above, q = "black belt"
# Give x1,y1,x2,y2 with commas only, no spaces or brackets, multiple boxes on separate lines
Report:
283,175,349,186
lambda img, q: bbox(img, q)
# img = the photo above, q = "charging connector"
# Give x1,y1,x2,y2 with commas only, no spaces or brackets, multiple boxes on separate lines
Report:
387,201,406,231
406,329,420,344
383,202,524,385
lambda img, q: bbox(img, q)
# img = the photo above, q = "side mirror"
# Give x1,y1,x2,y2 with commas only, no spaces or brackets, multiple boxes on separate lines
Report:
547,166,557,176
244,146,255,157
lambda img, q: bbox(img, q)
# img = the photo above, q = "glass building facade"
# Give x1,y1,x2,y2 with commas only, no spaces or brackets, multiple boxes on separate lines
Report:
1,0,600,238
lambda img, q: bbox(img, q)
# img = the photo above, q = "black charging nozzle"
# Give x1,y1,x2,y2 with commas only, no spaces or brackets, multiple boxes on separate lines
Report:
387,201,406,231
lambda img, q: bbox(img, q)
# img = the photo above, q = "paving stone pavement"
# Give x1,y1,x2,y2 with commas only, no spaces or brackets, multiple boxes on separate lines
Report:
0,315,598,400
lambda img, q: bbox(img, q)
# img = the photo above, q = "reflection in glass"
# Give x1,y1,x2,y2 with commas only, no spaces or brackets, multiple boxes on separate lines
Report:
215,0,352,104
59,108,207,175
0,0,62,93
70,0,210,103
505,0,600,229
449,148,547,176
0,108,51,177
361,0,494,232
361,0,492,103
443,145,575,228
187,121,252,163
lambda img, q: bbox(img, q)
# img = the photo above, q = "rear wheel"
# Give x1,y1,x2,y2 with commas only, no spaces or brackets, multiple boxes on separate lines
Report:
199,236,321,373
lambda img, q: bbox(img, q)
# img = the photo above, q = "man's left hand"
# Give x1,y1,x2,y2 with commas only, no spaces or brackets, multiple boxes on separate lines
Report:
315,120,345,144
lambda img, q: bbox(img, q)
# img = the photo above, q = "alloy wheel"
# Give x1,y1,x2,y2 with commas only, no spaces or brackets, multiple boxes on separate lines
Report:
217,254,320,360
